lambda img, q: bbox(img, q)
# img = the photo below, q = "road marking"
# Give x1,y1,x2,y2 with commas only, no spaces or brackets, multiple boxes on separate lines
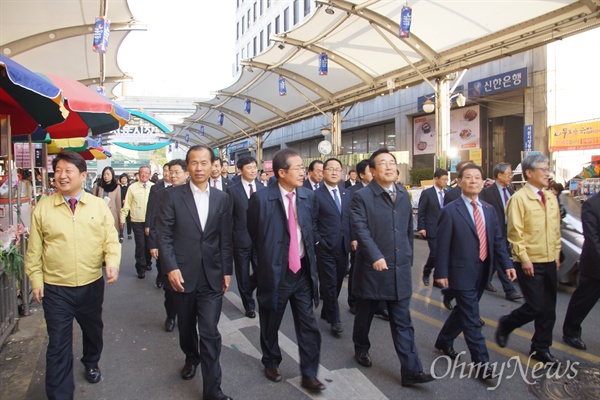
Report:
221,291,388,399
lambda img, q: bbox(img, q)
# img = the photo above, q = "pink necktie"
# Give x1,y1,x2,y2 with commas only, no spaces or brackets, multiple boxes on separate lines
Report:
213,179,218,189
68,198,77,214
249,183,254,196
286,192,301,274
471,200,488,261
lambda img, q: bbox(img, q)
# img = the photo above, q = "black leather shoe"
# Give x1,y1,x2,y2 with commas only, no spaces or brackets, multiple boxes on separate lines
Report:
203,393,233,400
85,367,101,383
355,352,372,367
495,317,509,348
401,371,435,386
422,272,430,286
264,367,282,382
435,343,459,360
529,350,559,364
145,264,152,271
375,309,389,321
137,272,145,279
181,362,197,380
475,365,497,380
165,318,175,332
505,292,523,301
563,335,587,350
331,323,343,336
485,283,497,292
128,235,132,240
245,310,256,318
156,280,164,289
301,376,325,393
443,294,454,310
119,237,123,243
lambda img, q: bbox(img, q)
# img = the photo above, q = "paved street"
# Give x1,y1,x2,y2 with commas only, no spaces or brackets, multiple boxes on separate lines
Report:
1,237,599,399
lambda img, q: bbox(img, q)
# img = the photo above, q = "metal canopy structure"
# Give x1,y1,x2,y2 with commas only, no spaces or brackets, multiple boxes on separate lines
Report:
173,0,600,148
0,0,145,97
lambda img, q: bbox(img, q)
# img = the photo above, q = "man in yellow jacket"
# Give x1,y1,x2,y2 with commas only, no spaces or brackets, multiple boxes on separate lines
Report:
495,154,562,366
26,151,121,400
120,165,153,278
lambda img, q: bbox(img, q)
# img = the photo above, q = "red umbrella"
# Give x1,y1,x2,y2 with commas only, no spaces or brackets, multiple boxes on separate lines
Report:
40,74,130,138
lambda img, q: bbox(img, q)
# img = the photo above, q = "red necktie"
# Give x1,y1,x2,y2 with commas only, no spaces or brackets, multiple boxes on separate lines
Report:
538,190,546,208
286,192,301,274
68,198,77,214
213,179,218,189
249,183,254,197
471,201,488,261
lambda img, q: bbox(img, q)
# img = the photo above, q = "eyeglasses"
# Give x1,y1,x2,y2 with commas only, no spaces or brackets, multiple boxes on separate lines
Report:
324,168,342,173
534,167,550,173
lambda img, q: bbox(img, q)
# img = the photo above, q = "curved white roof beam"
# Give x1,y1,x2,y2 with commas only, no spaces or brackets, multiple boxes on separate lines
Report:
194,103,259,132
210,91,288,119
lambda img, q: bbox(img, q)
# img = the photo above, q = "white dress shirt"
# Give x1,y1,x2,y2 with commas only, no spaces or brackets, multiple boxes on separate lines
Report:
242,179,254,199
190,181,210,230
210,176,223,191
279,184,305,258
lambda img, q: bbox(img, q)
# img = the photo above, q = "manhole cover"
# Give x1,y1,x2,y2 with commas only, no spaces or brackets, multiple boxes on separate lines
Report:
530,364,600,399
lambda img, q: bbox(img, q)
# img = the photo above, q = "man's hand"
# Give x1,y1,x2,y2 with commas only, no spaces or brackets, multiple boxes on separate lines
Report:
556,258,561,270
119,222,124,230
223,275,231,293
435,278,448,288
521,261,534,277
150,248,159,259
372,258,388,271
144,227,150,236
105,266,119,284
32,287,44,304
418,229,426,238
168,269,185,292
505,268,517,281
351,240,358,252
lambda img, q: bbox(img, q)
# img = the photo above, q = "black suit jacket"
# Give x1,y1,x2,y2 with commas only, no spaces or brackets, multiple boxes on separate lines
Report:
444,186,461,205
350,181,414,301
157,184,233,293
580,192,600,279
226,181,264,249
302,179,319,190
144,179,167,229
313,184,351,254
434,197,513,290
417,186,447,238
247,184,319,310
480,184,514,239
345,179,356,188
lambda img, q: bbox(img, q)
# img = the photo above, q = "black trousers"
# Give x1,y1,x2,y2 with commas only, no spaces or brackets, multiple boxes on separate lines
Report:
353,296,423,378
132,222,151,273
317,243,348,324
423,237,437,276
42,278,105,400
501,261,557,352
258,259,321,378
489,242,517,294
563,274,600,339
233,245,257,313
119,214,132,238
156,257,176,320
172,273,224,398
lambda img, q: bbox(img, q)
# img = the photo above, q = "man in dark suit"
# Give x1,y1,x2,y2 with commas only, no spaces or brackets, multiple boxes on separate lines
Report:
314,157,351,336
444,160,474,206
247,148,325,393
417,168,449,286
562,191,600,350
434,164,517,379
480,162,522,300
345,169,357,188
302,159,323,190
148,159,189,332
226,155,264,318
157,145,233,400
209,157,234,190
351,148,433,387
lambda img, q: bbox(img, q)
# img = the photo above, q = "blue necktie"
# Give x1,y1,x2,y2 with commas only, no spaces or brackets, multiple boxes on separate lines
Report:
439,190,444,208
333,189,342,214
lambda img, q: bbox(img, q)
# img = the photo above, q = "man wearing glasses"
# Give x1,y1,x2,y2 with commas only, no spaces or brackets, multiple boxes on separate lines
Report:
313,158,351,336
350,148,434,387
496,154,562,366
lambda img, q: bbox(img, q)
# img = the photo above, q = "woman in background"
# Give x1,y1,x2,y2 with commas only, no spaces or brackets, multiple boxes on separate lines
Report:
118,173,132,242
92,167,122,238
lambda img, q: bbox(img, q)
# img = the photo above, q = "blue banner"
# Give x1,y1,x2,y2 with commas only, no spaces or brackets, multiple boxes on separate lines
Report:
228,140,249,153
217,112,224,126
185,132,190,142
92,17,110,54
279,76,287,96
244,98,251,114
524,125,533,152
318,52,328,76
200,125,204,136
399,6,412,38
468,67,527,98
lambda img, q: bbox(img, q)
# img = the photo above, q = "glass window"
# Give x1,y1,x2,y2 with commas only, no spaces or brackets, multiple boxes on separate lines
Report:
353,130,368,154
284,8,289,31
236,22,239,40
260,0,263,15
253,37,257,56
341,133,352,155
259,30,264,52
275,16,280,34
242,16,245,34
294,0,299,25
267,0,271,7
304,0,310,16
267,23,271,45
368,126,384,153
253,2,257,21
247,10,250,28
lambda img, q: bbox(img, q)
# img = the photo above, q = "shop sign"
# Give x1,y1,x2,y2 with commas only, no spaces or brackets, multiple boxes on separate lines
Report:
549,119,600,151
263,160,273,171
524,125,534,152
468,67,527,98
228,140,249,153
469,149,482,166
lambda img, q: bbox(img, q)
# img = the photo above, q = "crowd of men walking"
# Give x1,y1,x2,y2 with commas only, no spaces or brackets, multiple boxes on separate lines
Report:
24,147,600,400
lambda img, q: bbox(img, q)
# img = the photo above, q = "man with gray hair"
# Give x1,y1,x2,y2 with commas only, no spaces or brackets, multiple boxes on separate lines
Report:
495,154,562,365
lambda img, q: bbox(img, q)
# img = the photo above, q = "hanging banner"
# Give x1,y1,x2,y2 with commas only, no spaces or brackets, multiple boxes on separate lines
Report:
549,119,600,151
200,125,205,136
185,132,190,143
92,16,111,54
279,76,287,96
244,98,251,114
399,6,412,38
318,52,328,76
217,112,224,126
524,125,534,152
